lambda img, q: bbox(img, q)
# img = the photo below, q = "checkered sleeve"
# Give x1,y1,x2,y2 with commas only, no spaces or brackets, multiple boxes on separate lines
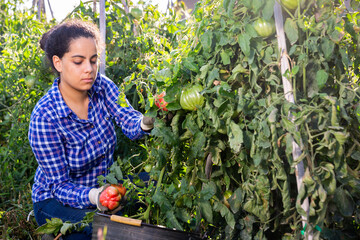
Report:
28,115,92,208
101,76,148,140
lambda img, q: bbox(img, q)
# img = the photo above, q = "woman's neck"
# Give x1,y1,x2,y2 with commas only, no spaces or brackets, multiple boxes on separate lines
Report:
58,80,89,120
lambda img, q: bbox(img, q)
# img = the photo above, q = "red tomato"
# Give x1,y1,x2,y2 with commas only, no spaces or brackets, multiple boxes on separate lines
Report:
154,92,168,111
99,186,122,210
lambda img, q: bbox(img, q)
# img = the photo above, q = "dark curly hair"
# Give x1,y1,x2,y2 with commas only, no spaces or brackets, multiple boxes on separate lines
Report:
40,19,101,74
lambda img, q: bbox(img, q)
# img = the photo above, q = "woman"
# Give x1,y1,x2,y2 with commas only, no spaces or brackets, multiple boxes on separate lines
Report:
28,19,154,239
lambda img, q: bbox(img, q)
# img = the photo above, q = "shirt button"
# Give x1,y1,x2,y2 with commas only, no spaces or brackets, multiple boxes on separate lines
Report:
98,141,101,144
106,117,109,120
89,106,92,109
102,155,105,159
91,125,94,128
102,171,105,174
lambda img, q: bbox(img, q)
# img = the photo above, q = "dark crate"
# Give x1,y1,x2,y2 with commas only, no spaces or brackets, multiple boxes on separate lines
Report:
91,214,203,240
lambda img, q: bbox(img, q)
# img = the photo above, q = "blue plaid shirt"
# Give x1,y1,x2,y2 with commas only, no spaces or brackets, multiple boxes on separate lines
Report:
29,73,147,209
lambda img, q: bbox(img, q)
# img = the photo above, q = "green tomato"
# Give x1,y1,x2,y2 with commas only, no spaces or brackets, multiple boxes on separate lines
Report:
180,84,205,111
24,76,36,88
131,8,143,20
281,0,298,10
253,18,275,38
144,164,152,173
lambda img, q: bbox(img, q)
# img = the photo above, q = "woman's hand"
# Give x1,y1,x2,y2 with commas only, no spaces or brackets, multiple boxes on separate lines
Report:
141,116,155,131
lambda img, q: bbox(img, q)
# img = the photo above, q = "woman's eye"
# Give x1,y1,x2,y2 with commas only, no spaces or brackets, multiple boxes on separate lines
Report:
74,62,82,65
91,61,97,65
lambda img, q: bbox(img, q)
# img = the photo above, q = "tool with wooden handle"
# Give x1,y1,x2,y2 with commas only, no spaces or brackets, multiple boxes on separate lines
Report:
96,212,143,227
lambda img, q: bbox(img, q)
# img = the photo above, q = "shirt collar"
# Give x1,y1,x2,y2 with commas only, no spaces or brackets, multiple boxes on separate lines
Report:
89,72,103,95
52,77,72,118
51,73,103,118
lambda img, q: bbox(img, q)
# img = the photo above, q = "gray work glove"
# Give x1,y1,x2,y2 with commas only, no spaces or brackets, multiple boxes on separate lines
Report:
89,184,110,212
141,116,155,131
89,184,127,213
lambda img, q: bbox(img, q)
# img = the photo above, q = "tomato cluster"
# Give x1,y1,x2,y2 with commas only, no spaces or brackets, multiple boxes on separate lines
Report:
154,92,168,111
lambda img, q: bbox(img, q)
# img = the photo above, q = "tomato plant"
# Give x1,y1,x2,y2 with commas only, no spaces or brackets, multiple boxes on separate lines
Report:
253,18,275,37
179,85,205,111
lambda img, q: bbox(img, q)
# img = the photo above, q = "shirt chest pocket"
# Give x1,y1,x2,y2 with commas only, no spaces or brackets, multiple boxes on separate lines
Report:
62,122,105,173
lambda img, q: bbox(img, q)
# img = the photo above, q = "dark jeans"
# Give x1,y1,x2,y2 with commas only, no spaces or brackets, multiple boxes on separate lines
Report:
33,198,95,240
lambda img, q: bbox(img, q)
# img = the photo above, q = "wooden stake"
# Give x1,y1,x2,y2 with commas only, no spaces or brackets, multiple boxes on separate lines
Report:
273,1,313,239
99,0,106,75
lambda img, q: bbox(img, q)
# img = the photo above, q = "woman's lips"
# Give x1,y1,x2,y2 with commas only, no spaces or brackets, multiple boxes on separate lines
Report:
82,78,94,83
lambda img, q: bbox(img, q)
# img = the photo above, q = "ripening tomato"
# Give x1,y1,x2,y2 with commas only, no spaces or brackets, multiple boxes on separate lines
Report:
253,18,275,38
111,184,127,197
154,92,168,111
99,186,122,210
180,85,205,111
281,0,298,10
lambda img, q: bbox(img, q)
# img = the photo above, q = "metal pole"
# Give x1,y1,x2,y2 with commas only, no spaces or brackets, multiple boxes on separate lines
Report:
273,1,313,239
99,0,106,75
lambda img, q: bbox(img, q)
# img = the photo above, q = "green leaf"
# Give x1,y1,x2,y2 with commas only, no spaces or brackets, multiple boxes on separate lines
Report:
228,188,242,214
183,57,199,72
232,64,247,74
200,64,211,79
355,104,360,124
152,121,177,145
199,200,213,223
117,92,129,108
262,0,275,20
36,218,63,235
316,70,328,90
351,151,360,161
200,182,217,200
334,188,355,217
220,49,231,65
245,23,258,38
252,0,264,14
200,31,213,52
110,163,123,181
207,68,220,84
166,102,182,111
227,121,243,153
60,222,73,235
321,37,335,60
166,210,184,230
105,172,118,184
223,0,236,17
284,18,298,45
190,131,206,158
238,33,251,57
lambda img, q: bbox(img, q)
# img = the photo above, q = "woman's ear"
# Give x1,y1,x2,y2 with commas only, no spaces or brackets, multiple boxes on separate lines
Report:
52,55,62,73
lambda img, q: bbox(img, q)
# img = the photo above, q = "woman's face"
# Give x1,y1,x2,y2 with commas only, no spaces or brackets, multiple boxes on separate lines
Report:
53,37,98,93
